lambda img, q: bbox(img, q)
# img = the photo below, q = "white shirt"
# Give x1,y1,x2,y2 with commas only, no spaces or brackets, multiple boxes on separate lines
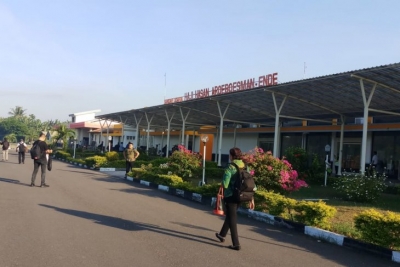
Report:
371,154,378,165
17,142,27,151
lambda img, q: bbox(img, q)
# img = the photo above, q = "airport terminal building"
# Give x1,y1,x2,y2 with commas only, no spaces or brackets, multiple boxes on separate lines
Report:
96,63,400,180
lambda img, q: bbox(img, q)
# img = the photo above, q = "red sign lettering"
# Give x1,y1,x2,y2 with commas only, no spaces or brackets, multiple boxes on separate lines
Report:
164,72,278,104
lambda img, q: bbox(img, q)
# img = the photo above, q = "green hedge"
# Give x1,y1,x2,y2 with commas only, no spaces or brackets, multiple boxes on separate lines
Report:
293,200,337,229
105,151,119,161
55,150,71,160
100,160,126,168
191,167,224,180
384,184,400,195
354,209,400,250
129,168,184,187
84,156,107,168
254,190,296,217
253,190,336,229
150,158,169,166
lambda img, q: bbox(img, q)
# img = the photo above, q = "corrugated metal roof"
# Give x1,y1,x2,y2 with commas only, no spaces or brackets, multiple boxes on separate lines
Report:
96,63,400,130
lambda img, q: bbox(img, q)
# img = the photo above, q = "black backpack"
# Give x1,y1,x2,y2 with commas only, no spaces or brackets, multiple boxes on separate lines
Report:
30,141,42,159
2,141,9,150
231,162,256,203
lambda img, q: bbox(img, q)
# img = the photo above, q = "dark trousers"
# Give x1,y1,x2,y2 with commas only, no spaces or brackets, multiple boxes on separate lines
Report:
31,161,47,185
219,199,240,246
126,160,134,174
18,152,25,164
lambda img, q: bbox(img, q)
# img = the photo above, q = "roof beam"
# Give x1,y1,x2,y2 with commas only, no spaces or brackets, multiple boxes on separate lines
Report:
264,89,343,115
368,108,400,116
351,74,400,94
211,99,275,118
279,115,332,123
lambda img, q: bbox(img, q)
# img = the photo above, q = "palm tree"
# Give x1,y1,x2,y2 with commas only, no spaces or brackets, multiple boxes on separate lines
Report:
8,106,27,118
53,124,75,150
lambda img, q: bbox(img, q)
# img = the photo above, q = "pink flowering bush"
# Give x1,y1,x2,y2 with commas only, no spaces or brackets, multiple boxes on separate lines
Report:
241,147,308,194
168,145,201,179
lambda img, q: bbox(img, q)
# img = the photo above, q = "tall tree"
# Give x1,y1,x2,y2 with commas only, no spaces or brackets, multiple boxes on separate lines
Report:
0,117,29,138
53,124,75,150
8,106,27,118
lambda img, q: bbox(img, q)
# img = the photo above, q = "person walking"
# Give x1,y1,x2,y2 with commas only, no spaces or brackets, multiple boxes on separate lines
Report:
123,142,140,179
31,132,53,187
215,147,244,251
16,139,27,164
1,138,10,161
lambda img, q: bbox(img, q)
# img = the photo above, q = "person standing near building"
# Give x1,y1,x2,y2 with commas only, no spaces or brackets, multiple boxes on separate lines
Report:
119,142,125,152
1,138,10,161
215,147,244,251
123,142,140,179
31,132,53,187
16,139,27,164
371,151,378,168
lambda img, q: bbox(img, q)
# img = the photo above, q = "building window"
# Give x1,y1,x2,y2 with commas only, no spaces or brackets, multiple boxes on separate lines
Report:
127,136,136,140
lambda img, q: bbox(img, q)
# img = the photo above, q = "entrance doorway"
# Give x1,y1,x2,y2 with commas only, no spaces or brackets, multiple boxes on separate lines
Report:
259,141,273,153
338,142,361,171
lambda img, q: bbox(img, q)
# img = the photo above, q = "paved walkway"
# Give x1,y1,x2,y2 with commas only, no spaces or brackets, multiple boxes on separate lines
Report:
0,151,397,267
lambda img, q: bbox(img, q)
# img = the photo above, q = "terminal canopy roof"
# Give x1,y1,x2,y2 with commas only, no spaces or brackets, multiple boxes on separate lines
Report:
96,63,400,130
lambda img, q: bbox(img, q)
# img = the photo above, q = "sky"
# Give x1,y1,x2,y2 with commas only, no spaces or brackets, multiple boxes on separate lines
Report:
1,0,399,121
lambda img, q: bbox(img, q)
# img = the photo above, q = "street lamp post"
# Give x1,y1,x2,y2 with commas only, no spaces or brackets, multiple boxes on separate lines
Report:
324,144,331,186
201,135,209,186
73,139,77,159
161,131,164,155
108,136,112,152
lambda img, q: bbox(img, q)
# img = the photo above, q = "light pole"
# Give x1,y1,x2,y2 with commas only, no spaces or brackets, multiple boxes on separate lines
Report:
324,144,331,186
73,138,77,159
161,131,164,155
108,136,112,152
201,135,209,186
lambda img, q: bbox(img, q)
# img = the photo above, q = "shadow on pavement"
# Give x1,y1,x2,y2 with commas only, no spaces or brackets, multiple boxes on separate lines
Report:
39,204,222,248
58,169,105,176
101,179,397,266
108,185,218,213
0,177,31,187
0,161,20,165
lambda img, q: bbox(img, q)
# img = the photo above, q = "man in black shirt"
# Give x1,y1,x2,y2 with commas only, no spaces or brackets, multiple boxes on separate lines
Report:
31,132,53,187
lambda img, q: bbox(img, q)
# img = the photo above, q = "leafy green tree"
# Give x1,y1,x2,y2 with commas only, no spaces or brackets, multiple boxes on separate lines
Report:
4,133,17,143
8,106,27,118
0,117,29,138
53,124,75,150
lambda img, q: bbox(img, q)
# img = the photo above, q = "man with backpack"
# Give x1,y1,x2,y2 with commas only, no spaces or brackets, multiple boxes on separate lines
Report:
30,132,53,187
1,138,10,161
215,147,256,251
16,139,27,164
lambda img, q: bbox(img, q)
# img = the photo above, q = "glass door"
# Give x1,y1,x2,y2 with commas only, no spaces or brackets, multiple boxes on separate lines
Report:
259,141,273,153
337,143,361,171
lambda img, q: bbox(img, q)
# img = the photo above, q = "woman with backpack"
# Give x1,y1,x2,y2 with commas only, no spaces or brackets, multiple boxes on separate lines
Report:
215,147,245,251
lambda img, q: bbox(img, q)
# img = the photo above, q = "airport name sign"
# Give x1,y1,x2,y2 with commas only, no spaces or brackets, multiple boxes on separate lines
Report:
164,72,278,104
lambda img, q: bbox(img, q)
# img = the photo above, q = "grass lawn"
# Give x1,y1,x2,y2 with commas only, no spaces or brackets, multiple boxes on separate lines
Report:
290,185,400,238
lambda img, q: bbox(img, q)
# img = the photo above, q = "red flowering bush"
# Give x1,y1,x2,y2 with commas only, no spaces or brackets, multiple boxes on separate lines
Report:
241,147,307,194
167,145,201,179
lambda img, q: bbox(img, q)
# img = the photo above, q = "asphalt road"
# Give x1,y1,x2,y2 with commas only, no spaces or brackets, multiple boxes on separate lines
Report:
0,151,397,267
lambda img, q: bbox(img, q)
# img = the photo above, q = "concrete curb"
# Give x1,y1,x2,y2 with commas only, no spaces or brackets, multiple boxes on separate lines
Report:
54,157,400,263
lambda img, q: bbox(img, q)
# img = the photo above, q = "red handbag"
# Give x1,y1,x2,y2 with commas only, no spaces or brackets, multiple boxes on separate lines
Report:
213,186,225,216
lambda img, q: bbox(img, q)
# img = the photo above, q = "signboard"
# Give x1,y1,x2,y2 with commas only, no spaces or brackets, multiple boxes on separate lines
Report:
164,72,278,104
